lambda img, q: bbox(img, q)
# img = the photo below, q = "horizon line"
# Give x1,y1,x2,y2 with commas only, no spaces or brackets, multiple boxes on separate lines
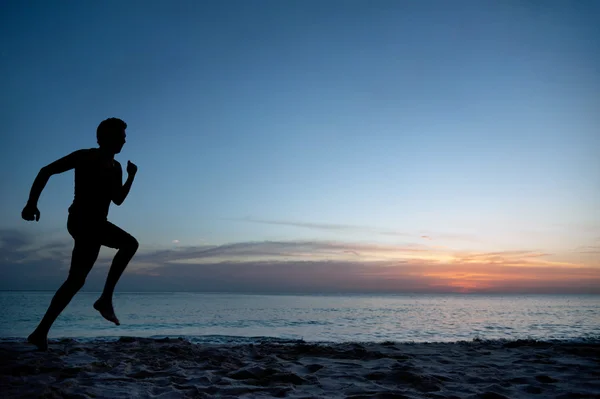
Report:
1,290,598,296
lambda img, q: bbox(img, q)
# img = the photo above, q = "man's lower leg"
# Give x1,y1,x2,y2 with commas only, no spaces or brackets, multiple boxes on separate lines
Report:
95,244,138,325
29,277,83,350
100,245,137,300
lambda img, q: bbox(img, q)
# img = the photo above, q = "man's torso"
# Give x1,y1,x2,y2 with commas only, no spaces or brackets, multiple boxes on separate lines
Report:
68,148,121,220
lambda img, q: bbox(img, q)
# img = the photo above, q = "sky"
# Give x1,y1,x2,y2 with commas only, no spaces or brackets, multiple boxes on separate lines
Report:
1,0,599,293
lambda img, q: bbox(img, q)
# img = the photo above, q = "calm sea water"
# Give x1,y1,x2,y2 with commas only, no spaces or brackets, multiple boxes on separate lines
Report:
0,292,598,343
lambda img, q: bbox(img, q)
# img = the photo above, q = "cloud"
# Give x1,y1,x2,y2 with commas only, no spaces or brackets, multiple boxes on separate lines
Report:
126,241,600,293
134,241,586,270
0,229,31,249
555,223,600,234
233,217,412,236
423,232,479,241
236,218,371,231
574,245,600,255
233,217,479,242
1,228,598,294
133,240,433,265
450,249,594,268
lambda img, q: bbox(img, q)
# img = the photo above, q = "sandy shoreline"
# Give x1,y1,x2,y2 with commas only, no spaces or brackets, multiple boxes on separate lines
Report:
1,337,599,399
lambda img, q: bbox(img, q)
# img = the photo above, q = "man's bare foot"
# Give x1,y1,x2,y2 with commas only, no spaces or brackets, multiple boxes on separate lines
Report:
27,331,48,351
93,298,120,326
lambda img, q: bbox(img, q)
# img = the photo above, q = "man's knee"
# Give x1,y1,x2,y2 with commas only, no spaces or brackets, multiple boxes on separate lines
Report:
126,235,139,253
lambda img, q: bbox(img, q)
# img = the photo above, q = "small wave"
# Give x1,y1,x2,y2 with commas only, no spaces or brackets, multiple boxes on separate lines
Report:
4,334,599,346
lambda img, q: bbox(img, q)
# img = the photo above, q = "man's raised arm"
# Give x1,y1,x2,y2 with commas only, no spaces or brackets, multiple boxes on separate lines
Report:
113,160,137,206
22,150,83,221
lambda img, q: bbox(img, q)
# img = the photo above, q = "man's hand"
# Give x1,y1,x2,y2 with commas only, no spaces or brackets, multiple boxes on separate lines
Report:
22,203,41,222
127,160,138,176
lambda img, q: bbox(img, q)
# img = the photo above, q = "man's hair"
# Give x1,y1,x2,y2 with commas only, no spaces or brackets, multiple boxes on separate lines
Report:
97,118,127,147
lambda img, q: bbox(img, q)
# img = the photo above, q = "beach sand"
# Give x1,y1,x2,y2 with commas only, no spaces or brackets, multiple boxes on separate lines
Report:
1,337,599,398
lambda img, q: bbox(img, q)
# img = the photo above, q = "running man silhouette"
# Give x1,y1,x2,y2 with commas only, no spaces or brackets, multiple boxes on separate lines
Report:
21,118,139,351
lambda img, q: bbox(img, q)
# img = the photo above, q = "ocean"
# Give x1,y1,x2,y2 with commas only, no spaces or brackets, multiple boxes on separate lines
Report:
0,291,598,343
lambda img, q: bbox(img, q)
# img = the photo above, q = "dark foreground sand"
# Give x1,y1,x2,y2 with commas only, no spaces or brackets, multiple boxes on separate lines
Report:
1,337,599,398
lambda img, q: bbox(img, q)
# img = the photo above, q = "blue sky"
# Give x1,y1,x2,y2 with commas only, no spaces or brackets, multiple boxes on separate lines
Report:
1,0,598,293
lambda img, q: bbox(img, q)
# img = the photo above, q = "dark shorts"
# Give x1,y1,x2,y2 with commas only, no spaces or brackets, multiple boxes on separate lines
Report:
67,215,135,249
66,214,137,278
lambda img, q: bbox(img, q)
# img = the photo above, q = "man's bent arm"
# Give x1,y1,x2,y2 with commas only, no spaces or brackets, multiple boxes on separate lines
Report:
27,150,82,206
113,173,135,206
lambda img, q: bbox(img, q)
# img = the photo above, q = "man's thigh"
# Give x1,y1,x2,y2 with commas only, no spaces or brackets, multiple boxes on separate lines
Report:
69,239,102,279
101,221,136,250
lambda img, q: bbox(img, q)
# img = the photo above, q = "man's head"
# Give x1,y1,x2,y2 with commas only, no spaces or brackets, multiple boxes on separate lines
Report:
97,118,127,154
